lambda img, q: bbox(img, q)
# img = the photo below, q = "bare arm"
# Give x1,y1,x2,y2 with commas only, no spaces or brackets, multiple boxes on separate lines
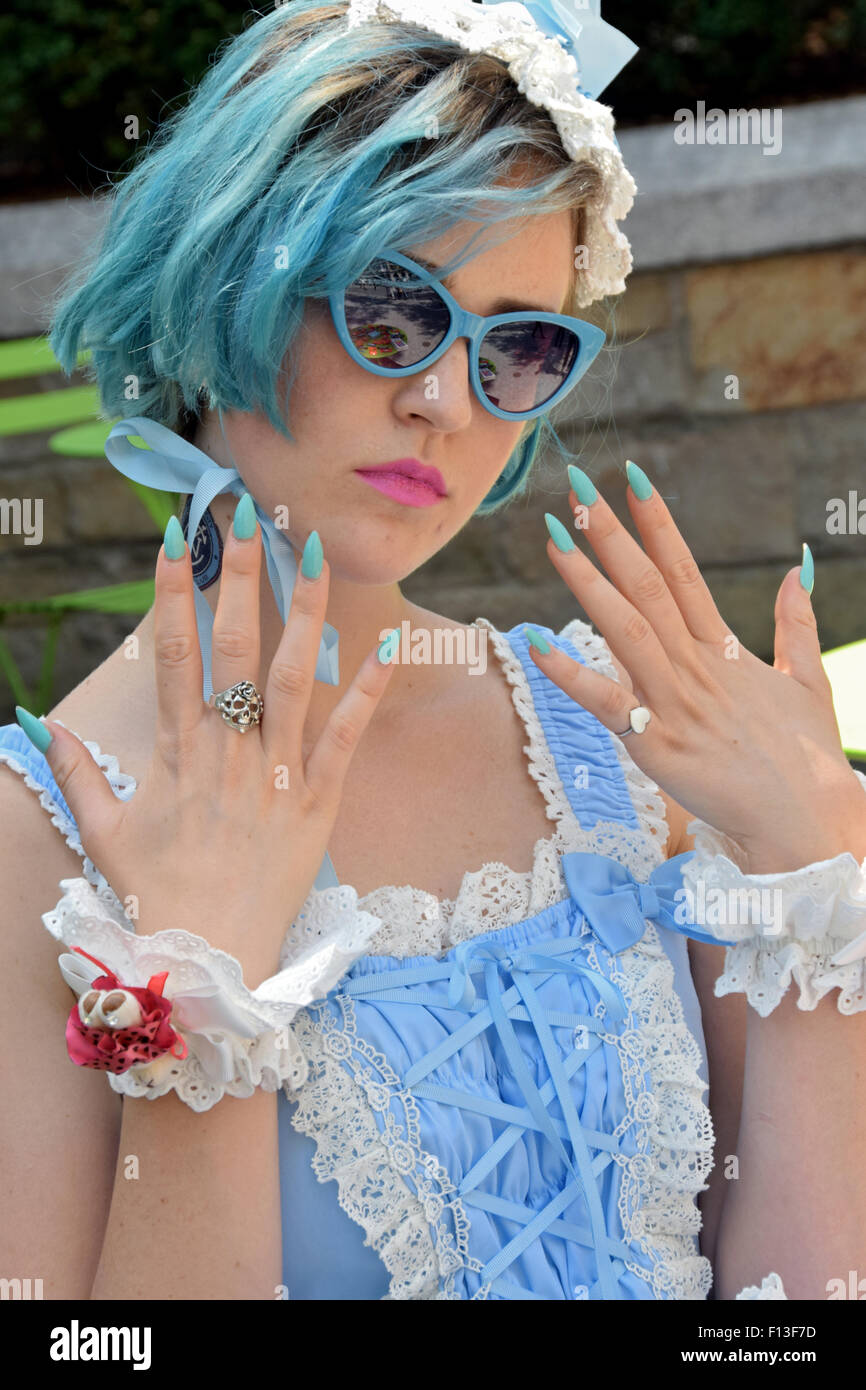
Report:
672,803,866,1300
686,934,746,1280
0,773,283,1299
0,776,120,1299
713,979,866,1300
91,1090,281,1300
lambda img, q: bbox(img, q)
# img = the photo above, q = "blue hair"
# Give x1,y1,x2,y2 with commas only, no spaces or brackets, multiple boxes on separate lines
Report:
49,0,604,514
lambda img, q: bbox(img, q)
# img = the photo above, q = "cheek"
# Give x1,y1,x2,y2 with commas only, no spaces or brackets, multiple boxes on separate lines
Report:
285,307,370,425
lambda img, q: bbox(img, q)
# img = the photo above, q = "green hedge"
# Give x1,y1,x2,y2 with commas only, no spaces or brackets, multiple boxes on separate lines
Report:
2,1,865,194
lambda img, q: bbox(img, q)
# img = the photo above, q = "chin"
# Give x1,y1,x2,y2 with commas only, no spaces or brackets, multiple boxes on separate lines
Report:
320,521,446,586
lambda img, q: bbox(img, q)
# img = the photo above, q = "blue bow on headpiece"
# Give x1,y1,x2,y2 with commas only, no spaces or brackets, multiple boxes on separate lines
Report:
561,850,739,955
481,0,638,101
104,417,340,705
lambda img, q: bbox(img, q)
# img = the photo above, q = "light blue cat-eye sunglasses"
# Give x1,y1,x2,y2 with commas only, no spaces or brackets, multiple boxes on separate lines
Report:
329,248,606,422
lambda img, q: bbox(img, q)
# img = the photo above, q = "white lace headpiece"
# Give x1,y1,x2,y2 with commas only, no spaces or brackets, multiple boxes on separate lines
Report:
345,0,639,305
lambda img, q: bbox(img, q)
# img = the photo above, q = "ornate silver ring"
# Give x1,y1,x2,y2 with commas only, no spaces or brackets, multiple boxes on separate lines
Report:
208,679,264,733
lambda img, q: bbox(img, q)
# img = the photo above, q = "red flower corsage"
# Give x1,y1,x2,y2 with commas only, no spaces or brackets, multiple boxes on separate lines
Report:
65,946,188,1075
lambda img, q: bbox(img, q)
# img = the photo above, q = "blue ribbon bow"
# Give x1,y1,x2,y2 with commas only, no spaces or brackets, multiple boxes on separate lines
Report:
104,417,340,703
561,849,739,953
446,933,628,1014
482,0,638,101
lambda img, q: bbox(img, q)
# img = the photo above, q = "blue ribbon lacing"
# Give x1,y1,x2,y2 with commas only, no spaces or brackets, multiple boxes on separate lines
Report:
339,848,735,1300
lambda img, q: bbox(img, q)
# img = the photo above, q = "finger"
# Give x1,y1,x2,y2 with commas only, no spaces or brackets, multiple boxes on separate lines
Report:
210,493,263,704
154,514,205,751
17,715,124,860
568,461,729,648
520,629,649,740
542,515,677,710
773,548,829,695
261,530,333,774
304,630,399,808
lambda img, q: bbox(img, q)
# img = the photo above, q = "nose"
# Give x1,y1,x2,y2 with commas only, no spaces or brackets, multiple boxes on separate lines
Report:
392,336,475,431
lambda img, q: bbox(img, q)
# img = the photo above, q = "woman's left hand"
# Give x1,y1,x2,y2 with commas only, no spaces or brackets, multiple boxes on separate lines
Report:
531,462,866,875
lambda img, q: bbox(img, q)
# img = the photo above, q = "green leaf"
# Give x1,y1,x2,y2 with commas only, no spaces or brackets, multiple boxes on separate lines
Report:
0,335,89,381
0,385,101,436
33,613,63,713
0,630,32,707
0,579,155,618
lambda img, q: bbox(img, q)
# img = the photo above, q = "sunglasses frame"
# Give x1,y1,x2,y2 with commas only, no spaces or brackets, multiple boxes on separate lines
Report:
328,248,607,422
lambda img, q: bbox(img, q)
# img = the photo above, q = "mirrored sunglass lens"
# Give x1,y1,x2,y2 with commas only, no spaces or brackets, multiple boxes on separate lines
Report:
478,321,581,413
342,259,450,369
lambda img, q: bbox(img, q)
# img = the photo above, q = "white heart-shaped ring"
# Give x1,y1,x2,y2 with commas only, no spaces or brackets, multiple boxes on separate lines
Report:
617,705,652,737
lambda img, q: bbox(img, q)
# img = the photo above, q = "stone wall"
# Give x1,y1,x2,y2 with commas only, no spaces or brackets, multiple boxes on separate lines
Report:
0,95,864,722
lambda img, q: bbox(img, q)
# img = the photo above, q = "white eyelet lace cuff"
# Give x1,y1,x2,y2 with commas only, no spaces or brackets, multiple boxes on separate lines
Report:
43,875,386,1112
680,773,866,1017
735,1272,788,1300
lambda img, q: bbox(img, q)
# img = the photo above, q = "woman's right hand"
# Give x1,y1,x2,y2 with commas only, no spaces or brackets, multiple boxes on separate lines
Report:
38,497,398,987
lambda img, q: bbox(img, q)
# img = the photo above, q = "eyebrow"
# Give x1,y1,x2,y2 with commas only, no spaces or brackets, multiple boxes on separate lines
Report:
409,254,563,316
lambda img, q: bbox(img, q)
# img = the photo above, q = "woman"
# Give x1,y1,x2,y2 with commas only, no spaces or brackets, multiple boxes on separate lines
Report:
2,0,865,1302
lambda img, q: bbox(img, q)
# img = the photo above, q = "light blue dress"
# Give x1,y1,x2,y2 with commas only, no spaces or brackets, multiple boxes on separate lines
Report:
0,620,728,1300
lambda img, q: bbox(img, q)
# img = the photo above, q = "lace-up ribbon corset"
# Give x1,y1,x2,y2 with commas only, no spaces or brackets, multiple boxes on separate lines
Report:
304,847,720,1300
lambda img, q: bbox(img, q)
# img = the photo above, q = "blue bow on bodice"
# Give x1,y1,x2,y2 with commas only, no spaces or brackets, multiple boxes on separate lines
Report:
561,849,738,954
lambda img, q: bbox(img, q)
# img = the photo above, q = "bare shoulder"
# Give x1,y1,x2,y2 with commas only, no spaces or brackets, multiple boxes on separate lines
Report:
45,610,156,785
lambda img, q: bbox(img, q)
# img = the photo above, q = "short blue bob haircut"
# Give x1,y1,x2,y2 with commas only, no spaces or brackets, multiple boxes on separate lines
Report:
49,0,606,516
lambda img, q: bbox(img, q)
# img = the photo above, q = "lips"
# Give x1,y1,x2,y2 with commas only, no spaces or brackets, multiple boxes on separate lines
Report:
355,458,447,496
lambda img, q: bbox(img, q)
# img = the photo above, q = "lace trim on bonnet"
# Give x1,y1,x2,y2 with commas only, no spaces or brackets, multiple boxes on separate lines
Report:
345,0,637,306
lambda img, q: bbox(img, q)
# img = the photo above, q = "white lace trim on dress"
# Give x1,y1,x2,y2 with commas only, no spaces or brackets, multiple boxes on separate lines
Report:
5,620,783,1298
285,617,717,1299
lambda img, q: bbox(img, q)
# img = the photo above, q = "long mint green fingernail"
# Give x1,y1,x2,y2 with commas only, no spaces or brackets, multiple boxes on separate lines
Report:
163,514,186,559
544,512,576,553
377,627,400,663
15,705,52,753
799,542,814,595
567,464,598,506
301,530,323,580
625,459,653,500
233,492,257,539
525,627,551,655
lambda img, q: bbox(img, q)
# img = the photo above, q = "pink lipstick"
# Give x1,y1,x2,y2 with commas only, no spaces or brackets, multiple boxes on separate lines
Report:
355,459,447,508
